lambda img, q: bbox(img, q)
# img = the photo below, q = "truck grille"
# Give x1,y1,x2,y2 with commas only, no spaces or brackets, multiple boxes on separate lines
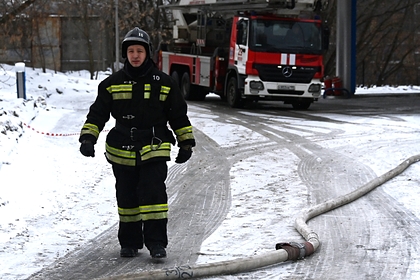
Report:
253,64,320,84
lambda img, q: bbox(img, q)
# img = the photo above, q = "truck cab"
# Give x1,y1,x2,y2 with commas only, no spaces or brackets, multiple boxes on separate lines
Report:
226,14,326,109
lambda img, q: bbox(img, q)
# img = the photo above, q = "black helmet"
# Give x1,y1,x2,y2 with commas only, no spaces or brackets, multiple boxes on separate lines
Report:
121,27,152,58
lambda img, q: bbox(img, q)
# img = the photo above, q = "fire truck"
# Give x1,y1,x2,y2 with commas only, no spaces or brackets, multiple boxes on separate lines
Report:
156,0,329,109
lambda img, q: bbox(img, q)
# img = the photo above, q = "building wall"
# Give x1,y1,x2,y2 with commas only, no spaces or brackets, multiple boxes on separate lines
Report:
0,16,112,72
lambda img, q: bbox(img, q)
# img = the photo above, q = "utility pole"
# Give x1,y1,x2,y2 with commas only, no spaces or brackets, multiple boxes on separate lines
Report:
115,0,119,71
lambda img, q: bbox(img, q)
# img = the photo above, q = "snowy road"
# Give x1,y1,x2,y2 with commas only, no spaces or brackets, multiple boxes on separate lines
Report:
189,94,420,279
25,92,420,279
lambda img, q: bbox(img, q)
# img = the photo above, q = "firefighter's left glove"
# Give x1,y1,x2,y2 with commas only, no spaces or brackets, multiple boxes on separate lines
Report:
80,140,95,157
175,145,192,164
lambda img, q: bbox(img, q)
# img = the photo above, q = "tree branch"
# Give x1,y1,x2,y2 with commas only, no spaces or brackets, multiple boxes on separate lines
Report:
0,0,38,24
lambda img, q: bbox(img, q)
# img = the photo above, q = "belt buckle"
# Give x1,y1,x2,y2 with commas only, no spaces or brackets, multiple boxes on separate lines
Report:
151,137,162,151
130,127,137,141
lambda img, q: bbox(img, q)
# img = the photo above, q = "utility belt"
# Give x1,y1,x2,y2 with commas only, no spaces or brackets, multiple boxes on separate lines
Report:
114,122,163,147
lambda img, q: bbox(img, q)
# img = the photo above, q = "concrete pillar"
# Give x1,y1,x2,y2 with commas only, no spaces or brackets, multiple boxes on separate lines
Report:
336,0,356,95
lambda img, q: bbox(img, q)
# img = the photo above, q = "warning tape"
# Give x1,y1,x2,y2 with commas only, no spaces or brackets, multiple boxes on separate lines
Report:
23,122,79,136
22,122,109,137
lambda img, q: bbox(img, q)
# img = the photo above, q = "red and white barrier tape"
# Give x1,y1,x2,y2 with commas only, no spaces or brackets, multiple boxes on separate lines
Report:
22,122,109,137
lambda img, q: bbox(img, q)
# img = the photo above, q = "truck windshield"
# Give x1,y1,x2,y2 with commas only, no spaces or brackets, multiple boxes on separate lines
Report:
249,19,323,54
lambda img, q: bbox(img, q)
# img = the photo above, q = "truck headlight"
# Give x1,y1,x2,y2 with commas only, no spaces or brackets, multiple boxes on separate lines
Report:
308,83,321,93
250,81,264,90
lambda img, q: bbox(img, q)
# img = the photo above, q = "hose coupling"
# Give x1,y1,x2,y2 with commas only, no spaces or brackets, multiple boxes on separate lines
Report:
275,242,307,260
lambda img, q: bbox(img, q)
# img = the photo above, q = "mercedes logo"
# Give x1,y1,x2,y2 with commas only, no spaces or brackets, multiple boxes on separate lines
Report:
282,66,293,78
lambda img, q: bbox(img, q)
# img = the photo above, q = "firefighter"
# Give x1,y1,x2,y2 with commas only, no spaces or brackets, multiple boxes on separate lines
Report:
78,27,195,259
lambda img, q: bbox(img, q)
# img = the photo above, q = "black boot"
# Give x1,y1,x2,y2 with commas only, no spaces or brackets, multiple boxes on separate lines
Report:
120,247,138,257
150,244,166,258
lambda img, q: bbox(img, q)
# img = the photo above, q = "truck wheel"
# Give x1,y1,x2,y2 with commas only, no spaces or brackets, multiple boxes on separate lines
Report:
226,77,243,108
292,101,311,110
181,72,192,100
171,71,180,87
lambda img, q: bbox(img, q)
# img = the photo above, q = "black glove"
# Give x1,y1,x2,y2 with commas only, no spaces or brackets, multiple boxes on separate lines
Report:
175,146,192,164
80,140,95,157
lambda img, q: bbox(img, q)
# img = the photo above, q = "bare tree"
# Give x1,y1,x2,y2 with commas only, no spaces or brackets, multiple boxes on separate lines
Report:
117,0,172,57
0,0,37,65
356,0,420,85
0,0,38,25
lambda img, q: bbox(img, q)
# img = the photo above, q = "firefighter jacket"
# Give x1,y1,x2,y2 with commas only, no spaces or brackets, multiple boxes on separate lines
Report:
79,60,195,167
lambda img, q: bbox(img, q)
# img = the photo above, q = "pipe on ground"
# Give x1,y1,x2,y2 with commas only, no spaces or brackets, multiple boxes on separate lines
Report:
99,154,420,280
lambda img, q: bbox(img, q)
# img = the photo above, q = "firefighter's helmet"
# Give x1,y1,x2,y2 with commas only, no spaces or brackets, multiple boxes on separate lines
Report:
121,27,152,59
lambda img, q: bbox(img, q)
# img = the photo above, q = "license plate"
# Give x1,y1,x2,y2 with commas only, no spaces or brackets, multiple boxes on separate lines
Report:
278,85,295,90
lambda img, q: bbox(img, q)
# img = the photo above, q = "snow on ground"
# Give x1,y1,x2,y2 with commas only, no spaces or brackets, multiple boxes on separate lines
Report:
1,63,420,279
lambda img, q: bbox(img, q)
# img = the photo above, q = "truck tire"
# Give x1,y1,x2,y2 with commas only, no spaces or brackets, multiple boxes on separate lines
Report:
226,77,243,108
181,72,193,100
171,71,180,87
292,101,311,110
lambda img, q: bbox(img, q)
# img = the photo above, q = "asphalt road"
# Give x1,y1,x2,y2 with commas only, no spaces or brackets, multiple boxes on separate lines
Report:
28,92,420,279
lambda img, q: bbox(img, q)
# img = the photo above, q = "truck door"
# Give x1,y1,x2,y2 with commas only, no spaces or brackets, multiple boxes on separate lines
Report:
234,18,249,75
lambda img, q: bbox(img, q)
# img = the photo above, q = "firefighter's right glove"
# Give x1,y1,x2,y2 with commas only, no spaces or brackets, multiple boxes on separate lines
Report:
80,140,95,157
175,145,192,164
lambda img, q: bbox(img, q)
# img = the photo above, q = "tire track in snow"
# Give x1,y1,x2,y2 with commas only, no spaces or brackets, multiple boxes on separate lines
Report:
193,104,420,279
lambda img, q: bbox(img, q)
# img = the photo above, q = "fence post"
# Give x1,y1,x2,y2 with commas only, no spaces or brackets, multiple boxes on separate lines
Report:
15,62,26,99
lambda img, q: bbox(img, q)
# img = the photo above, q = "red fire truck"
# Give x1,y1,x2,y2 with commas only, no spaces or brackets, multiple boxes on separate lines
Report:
156,0,329,109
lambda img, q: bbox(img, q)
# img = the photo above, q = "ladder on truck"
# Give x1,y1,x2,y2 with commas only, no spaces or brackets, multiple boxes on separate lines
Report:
163,0,328,15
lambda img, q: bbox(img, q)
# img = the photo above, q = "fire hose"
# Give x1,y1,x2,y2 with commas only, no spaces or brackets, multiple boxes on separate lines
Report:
99,154,420,280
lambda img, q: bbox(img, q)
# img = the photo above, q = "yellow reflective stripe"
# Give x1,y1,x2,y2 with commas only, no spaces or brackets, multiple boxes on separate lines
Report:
175,126,193,136
113,92,132,100
81,123,100,138
118,204,168,222
120,214,142,223
83,123,99,133
142,212,168,221
107,84,133,100
144,84,151,99
177,132,194,142
141,149,171,161
160,86,170,101
161,86,170,94
118,207,141,215
105,142,171,166
175,126,194,142
80,130,99,139
139,204,168,213
105,151,136,166
140,143,171,161
118,204,168,215
118,206,141,222
106,143,136,158
140,143,171,154
119,212,167,222
107,84,133,93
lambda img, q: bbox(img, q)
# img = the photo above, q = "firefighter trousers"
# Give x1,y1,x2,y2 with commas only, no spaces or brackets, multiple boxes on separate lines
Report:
112,161,168,250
